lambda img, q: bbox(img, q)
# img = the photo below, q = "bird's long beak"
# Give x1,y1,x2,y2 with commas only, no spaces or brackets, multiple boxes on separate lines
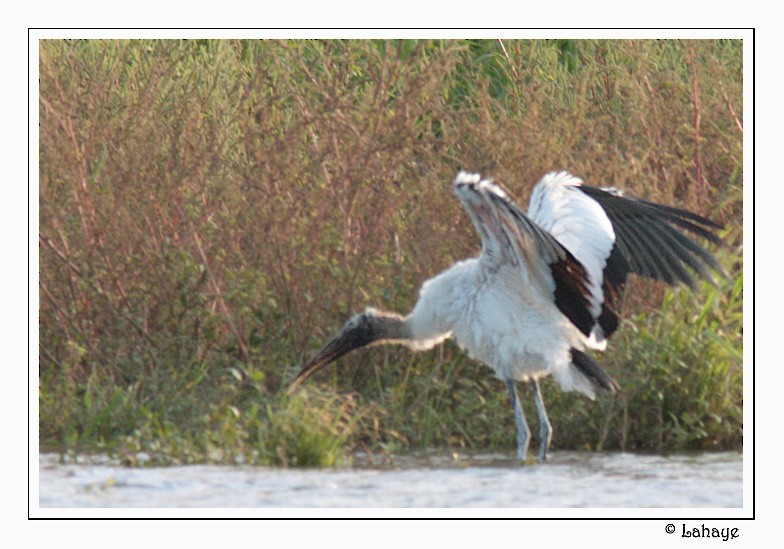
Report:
286,322,373,396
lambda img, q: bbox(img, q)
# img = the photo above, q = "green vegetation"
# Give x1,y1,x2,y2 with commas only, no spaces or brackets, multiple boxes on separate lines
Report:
39,39,743,466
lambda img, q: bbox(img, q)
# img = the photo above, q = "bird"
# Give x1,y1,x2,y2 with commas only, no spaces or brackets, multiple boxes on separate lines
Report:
287,170,726,462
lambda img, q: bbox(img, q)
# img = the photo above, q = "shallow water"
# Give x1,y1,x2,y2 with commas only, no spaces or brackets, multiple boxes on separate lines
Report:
38,450,742,508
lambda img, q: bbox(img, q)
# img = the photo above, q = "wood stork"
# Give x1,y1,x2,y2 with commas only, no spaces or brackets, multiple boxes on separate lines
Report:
287,170,725,462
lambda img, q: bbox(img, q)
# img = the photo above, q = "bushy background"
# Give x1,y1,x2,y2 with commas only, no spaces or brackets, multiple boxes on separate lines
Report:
39,39,743,465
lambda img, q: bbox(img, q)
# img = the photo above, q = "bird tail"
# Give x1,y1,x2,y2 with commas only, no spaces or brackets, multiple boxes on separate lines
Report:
570,348,620,394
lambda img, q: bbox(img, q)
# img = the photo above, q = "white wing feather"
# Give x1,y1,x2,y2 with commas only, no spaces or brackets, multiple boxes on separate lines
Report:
528,172,616,348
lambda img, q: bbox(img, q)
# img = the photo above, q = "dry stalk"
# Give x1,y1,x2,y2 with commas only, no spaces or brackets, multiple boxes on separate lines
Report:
192,231,250,364
687,45,706,201
722,90,743,133
496,39,520,79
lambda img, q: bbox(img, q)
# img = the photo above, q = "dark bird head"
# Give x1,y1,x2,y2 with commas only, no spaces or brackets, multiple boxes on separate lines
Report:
286,311,378,395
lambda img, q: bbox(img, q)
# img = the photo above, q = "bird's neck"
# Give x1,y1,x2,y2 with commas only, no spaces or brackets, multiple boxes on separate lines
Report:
365,308,412,344
367,304,453,351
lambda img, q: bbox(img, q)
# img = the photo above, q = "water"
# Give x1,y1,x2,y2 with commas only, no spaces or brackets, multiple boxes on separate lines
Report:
37,451,742,509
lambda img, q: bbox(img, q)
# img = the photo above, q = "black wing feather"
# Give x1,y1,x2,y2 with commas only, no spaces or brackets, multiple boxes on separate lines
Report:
570,348,619,393
578,185,726,292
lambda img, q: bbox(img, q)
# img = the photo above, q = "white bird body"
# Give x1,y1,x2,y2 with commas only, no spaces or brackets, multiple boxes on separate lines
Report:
288,170,726,462
408,256,596,396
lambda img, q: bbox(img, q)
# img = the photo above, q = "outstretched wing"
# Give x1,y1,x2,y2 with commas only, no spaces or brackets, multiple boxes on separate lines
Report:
454,171,604,347
528,171,726,341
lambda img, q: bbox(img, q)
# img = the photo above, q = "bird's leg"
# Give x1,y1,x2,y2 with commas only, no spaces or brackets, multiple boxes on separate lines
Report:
506,379,530,462
531,379,553,462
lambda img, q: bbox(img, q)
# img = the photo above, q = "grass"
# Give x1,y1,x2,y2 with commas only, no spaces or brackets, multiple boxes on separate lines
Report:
541,263,743,453
39,38,743,466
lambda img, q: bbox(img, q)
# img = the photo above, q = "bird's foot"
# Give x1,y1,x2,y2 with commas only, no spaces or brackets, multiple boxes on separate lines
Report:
514,450,537,466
